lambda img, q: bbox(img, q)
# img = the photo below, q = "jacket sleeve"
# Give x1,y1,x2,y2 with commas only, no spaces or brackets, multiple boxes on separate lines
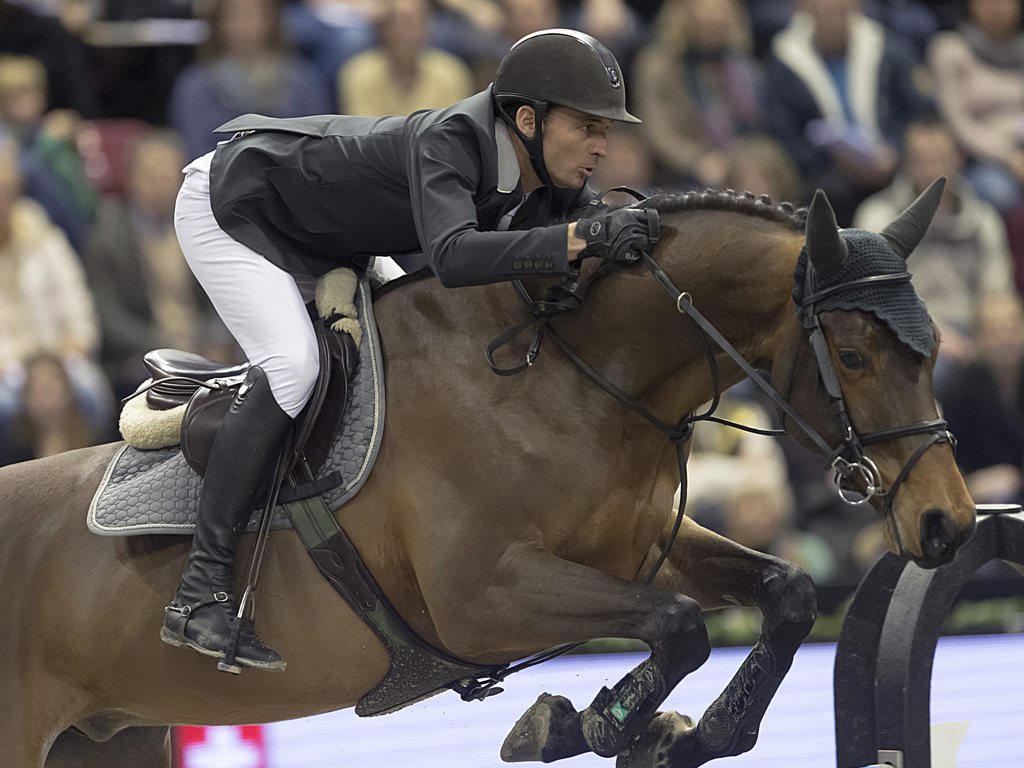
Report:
408,119,570,288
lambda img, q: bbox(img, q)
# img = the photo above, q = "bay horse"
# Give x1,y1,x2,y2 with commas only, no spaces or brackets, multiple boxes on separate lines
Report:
2,184,975,768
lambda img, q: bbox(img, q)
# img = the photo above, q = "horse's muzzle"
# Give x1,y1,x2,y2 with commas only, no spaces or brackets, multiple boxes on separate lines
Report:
915,508,971,569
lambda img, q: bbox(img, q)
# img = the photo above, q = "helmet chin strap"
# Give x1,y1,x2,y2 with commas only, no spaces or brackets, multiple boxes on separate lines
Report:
496,98,553,188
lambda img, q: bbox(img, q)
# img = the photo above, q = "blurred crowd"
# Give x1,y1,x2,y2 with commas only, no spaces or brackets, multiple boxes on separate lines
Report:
1,0,1024,588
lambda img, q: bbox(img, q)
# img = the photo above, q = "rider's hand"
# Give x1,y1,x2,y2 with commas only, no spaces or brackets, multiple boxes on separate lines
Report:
574,207,659,264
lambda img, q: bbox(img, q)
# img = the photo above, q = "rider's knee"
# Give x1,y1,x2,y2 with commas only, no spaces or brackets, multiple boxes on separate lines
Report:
263,335,320,417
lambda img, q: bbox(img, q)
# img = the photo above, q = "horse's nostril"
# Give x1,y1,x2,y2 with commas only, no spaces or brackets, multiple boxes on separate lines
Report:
920,509,955,560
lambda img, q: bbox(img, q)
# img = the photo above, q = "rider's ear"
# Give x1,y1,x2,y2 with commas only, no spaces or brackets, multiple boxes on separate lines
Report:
515,105,536,139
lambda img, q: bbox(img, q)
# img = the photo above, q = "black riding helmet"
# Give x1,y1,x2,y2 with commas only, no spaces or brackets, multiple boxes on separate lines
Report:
493,29,640,187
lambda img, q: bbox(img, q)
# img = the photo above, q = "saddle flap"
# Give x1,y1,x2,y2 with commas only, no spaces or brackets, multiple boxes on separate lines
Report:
180,382,238,477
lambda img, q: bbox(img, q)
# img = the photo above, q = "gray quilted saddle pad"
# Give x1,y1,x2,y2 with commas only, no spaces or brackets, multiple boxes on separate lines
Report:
87,278,384,537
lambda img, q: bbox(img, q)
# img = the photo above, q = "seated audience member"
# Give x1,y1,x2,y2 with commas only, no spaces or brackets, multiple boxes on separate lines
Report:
167,0,333,161
0,142,113,436
588,123,657,205
941,292,1024,504
1003,199,1024,295
0,352,101,466
284,0,379,98
337,0,473,116
747,0,941,59
854,115,1015,397
928,0,1024,212
632,0,766,190
764,0,931,226
454,0,562,91
0,0,100,119
82,128,237,401
0,54,97,251
723,133,804,204
566,0,645,80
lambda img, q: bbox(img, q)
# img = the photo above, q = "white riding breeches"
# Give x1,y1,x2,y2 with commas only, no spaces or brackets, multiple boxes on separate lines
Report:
174,152,319,418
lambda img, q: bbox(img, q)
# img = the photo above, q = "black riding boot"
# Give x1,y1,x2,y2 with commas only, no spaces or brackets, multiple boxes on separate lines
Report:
161,366,293,672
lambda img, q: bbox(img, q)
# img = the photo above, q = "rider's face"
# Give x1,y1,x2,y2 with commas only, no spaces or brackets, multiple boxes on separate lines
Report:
540,107,611,189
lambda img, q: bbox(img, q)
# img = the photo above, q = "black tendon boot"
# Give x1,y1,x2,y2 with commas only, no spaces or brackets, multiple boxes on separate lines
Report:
161,366,293,671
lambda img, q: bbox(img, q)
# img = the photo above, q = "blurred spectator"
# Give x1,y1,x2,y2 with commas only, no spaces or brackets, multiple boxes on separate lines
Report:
853,115,1015,396
588,123,656,204
928,0,1024,212
1004,199,1024,295
0,54,97,251
632,0,765,190
0,0,100,118
167,0,333,160
748,0,942,60
685,388,837,583
723,133,804,204
566,0,646,81
284,0,379,98
0,352,101,466
764,0,931,226
86,0,200,125
337,0,473,116
82,128,235,400
449,0,562,91
941,292,1024,504
0,141,113,437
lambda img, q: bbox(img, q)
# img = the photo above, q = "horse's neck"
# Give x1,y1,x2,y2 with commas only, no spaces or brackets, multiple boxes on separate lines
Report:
553,218,806,421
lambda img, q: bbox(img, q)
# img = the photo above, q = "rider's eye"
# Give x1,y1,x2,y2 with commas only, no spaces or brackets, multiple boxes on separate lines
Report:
839,350,866,370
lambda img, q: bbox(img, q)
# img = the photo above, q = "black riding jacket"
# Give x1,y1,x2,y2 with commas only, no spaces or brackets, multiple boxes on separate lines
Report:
209,87,596,286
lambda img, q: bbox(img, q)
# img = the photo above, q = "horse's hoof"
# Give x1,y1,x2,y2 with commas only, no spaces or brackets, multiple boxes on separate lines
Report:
501,693,587,763
616,711,699,768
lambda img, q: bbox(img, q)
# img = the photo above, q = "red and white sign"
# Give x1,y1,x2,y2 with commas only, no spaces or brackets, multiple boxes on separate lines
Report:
175,725,267,768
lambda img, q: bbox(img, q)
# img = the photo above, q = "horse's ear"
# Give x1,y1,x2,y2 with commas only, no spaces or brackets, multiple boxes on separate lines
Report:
806,188,848,277
879,176,946,260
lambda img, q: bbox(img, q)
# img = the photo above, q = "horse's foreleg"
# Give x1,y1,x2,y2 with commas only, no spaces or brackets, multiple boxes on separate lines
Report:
620,517,817,768
447,551,710,763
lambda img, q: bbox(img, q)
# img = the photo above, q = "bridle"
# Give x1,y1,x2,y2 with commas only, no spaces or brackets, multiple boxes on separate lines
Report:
486,244,956,560
785,262,956,555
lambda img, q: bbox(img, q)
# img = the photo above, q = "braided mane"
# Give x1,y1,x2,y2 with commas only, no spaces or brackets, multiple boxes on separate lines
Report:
639,189,808,232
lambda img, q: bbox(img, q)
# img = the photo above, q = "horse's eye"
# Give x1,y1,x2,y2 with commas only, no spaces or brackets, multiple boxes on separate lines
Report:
839,350,866,370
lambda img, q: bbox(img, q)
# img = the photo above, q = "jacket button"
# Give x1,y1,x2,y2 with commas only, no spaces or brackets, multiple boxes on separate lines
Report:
513,262,521,269
525,260,533,269
545,261,553,269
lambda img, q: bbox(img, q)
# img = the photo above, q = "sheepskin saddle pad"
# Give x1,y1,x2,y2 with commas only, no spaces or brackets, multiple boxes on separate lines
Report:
87,273,384,537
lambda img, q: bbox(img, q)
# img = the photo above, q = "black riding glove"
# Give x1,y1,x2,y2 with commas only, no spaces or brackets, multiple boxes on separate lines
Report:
575,207,659,264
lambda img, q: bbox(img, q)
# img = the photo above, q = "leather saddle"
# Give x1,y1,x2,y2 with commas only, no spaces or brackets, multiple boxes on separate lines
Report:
142,316,358,480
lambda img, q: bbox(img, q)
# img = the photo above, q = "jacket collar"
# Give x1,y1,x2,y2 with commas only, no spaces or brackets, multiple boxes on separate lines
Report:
495,119,520,194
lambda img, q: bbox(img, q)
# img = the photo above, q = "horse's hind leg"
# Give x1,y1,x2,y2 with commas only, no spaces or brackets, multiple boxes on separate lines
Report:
618,517,817,768
45,726,172,768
